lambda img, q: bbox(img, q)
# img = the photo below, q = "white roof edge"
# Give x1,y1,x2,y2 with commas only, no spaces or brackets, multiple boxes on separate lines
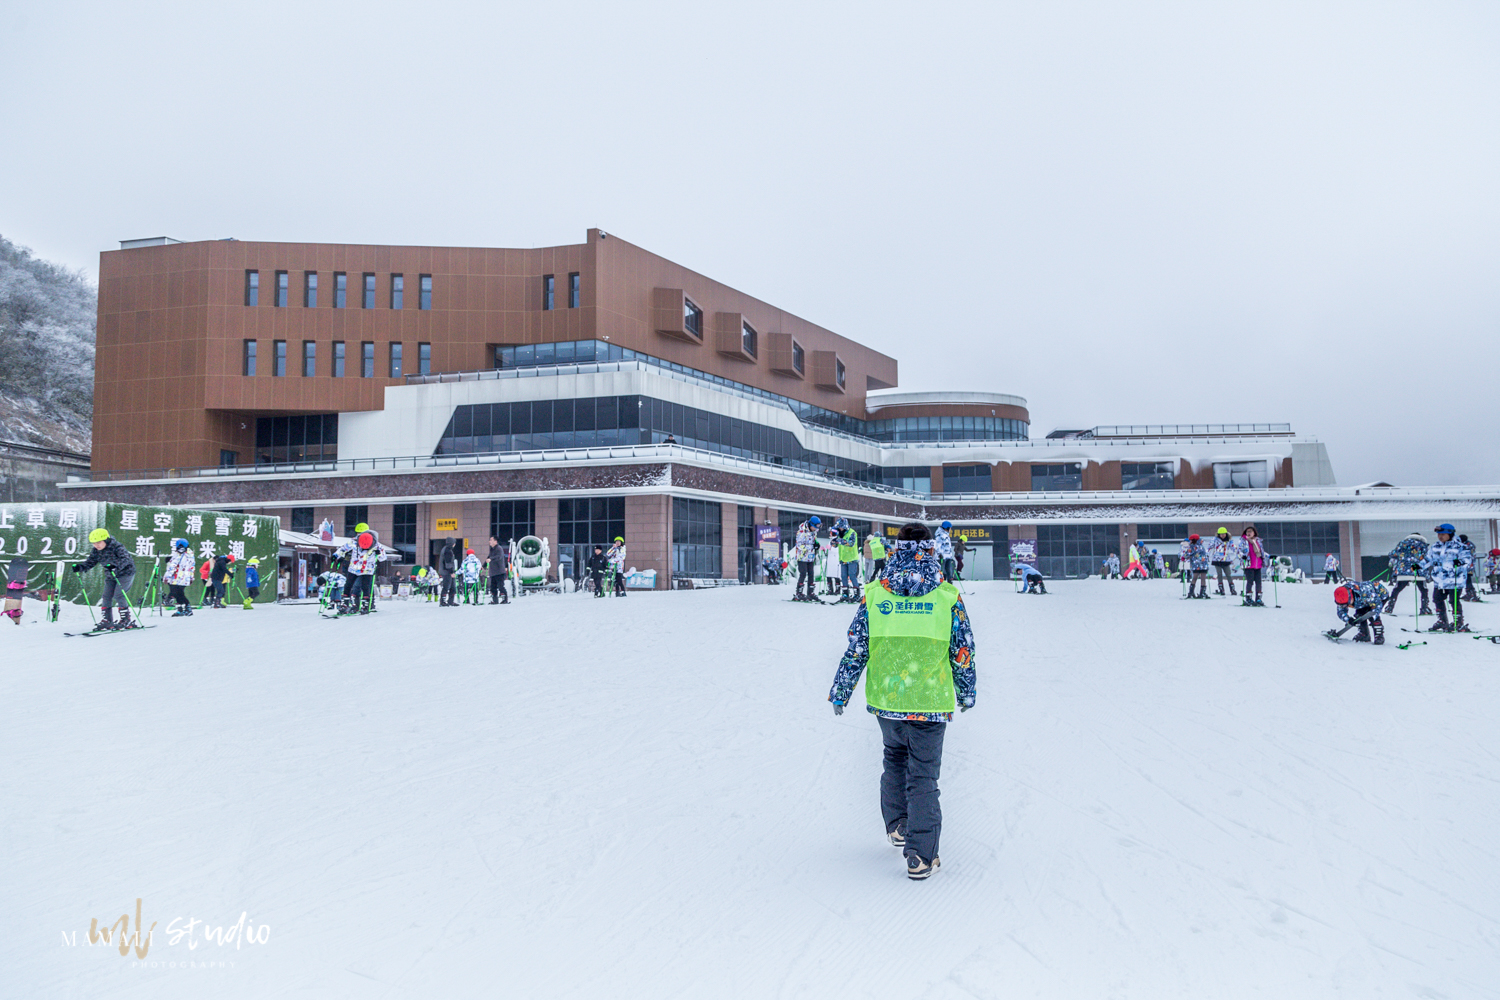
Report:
865,390,1029,411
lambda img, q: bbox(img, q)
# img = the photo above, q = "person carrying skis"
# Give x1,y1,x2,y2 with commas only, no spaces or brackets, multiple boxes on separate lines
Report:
163,538,196,616
1240,526,1269,606
607,536,627,597
1186,534,1210,598
243,557,261,608
334,529,386,613
72,527,138,630
1383,532,1432,615
586,544,609,598
486,536,510,604
1333,579,1389,644
934,521,957,582
1015,563,1046,594
793,516,820,602
827,521,976,880
1323,553,1341,584
1208,527,1236,596
1420,524,1474,632
460,548,482,604
438,540,458,607
1459,534,1480,601
835,518,862,603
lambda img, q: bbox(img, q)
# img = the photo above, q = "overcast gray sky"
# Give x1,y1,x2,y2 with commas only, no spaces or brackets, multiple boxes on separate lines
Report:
4,1,1496,486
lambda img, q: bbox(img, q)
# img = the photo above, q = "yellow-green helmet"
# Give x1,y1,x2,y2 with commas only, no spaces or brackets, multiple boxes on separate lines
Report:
88,528,110,543
355,522,370,533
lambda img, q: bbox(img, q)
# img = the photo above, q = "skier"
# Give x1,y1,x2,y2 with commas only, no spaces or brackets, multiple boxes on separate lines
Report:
827,521,976,880
1383,532,1432,615
1015,563,1046,594
1177,537,1192,583
586,545,609,597
72,527,138,630
1209,527,1236,596
209,552,236,609
1420,524,1474,632
1186,534,1210,598
1323,553,1341,584
836,518,861,603
1124,544,1147,580
1239,526,1268,606
460,548,482,604
1333,579,1389,644
934,521,957,582
792,516,820,602
438,540,458,607
1105,552,1121,580
334,530,386,614
486,536,511,604
321,565,346,606
824,529,842,597
607,536,627,597
163,538,195,616
243,557,261,608
1459,534,1480,601
951,532,968,582
1152,549,1165,578
868,531,887,582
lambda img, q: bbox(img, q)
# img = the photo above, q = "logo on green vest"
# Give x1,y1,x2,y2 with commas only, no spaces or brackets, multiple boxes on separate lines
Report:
876,599,936,615
876,599,893,615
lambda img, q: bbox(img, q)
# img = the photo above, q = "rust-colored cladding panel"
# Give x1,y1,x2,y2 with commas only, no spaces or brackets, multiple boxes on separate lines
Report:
94,230,899,473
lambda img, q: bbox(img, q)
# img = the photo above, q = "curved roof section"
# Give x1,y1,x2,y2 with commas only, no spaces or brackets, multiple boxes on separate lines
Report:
865,390,1028,412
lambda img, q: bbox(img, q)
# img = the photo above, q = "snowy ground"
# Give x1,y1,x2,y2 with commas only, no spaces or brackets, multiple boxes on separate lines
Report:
4,578,1498,999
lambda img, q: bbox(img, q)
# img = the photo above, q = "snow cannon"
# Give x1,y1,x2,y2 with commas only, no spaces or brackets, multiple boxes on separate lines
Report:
509,535,556,594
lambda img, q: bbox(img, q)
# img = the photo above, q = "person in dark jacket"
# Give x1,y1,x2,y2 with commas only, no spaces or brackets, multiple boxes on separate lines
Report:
438,540,458,607
73,528,138,629
486,536,510,605
585,545,609,598
209,552,235,609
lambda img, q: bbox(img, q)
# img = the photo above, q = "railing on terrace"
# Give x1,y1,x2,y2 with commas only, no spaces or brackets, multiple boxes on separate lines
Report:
1083,423,1293,438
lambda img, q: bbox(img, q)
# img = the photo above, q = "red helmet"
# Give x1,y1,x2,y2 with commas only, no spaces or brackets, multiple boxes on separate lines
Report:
227,553,236,562
357,531,375,550
1188,534,1200,542
1333,585,1352,605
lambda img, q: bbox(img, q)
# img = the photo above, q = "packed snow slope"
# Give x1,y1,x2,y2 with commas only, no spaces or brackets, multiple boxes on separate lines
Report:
4,579,1498,999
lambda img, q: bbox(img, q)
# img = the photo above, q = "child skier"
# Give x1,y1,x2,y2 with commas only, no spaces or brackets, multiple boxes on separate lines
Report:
163,538,196,616
1015,563,1046,594
1239,526,1268,606
1186,534,1210,598
460,548,482,604
72,527,138,630
1209,527,1236,596
793,517,820,602
607,536,627,597
934,521,957,582
824,530,842,597
1105,552,1121,579
208,552,236,609
586,544,609,597
334,530,386,613
1458,534,1480,601
868,532,887,582
243,557,261,608
1488,549,1500,595
1420,524,1474,632
1323,553,1341,583
835,518,861,603
827,521,976,880
1384,532,1432,615
1332,579,1390,644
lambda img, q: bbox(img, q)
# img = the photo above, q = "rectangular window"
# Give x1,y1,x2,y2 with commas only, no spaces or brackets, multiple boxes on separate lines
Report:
255,415,338,465
332,341,346,377
940,464,991,493
1036,523,1122,580
273,340,287,377
683,297,702,339
389,342,403,377
568,272,580,308
543,275,555,310
244,270,259,306
274,270,288,307
791,341,805,374
390,274,404,309
490,499,537,546
333,272,347,308
242,340,257,376
304,271,318,308
835,358,846,388
361,341,375,378
1121,461,1175,491
290,507,315,533
741,321,757,358
672,497,722,579
419,342,431,375
302,340,316,377
219,449,238,467
557,496,626,583
419,274,432,310
1031,462,1082,491
391,504,418,561
343,505,369,537
1213,460,1270,490
362,273,376,309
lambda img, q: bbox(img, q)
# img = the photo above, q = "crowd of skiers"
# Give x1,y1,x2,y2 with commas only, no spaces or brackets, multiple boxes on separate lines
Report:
788,516,964,604
1177,527,1274,605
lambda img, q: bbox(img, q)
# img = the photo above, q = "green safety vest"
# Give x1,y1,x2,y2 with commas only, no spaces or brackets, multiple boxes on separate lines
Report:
864,581,959,714
838,529,858,563
870,537,886,559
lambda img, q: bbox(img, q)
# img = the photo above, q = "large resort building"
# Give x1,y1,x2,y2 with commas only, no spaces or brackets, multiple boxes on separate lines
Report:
68,230,1499,586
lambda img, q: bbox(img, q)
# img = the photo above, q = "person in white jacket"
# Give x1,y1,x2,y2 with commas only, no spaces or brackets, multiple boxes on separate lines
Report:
333,530,386,613
607,536,627,597
163,538,197,617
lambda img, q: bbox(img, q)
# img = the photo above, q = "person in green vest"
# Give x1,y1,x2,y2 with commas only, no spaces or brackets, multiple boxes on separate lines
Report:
865,531,887,582
834,517,862,604
828,521,977,880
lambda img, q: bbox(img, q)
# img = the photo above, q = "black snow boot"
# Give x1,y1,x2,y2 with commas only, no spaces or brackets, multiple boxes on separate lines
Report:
1353,621,1371,643
97,607,116,631
118,608,135,630
1372,620,1385,645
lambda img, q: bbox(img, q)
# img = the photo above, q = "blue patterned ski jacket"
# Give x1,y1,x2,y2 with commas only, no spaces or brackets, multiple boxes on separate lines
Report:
1420,539,1474,590
1388,535,1429,579
828,538,976,722
1337,579,1389,622
1188,540,1210,572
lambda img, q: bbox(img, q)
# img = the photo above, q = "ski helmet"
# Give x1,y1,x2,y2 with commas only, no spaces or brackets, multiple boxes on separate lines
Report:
465,548,474,556
173,538,189,551
1333,585,1352,605
227,553,236,562
248,557,260,566
1216,527,1229,536
1491,549,1500,557
614,536,624,544
355,522,370,533
941,521,952,530
357,531,375,550
808,516,821,526
1435,523,1456,536
88,528,110,543
1189,534,1200,542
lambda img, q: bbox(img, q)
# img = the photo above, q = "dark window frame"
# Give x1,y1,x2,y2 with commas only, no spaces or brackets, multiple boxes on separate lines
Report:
418,274,432,310
741,320,758,358
389,342,403,377
568,272,580,308
418,342,431,375
390,274,404,310
304,271,318,308
302,340,317,377
362,272,376,309
244,270,259,306
272,339,287,377
543,274,555,311
361,341,375,378
332,341,346,378
243,339,257,376
274,270,288,307
333,272,347,308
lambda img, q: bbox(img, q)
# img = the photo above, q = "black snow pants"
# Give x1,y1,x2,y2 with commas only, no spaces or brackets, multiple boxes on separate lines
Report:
1386,579,1429,611
1244,567,1263,599
489,575,508,603
796,560,815,597
440,571,456,604
168,583,189,610
349,574,374,607
877,717,946,863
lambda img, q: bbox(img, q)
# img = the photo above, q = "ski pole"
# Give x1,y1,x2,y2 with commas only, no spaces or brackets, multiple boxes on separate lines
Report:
108,567,142,624
1273,568,1280,608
